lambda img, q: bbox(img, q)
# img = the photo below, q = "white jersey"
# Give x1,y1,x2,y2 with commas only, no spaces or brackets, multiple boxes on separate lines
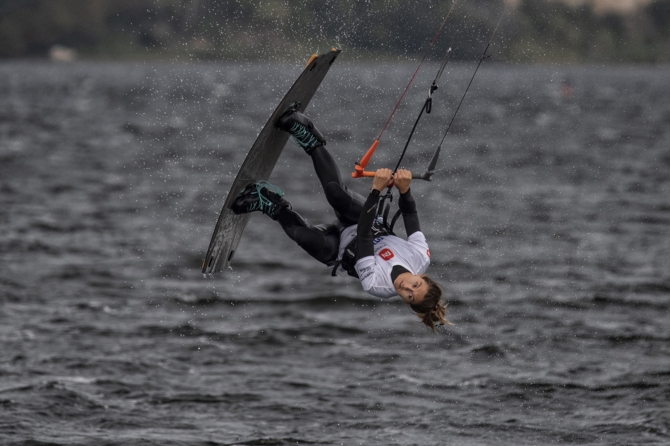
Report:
354,231,431,298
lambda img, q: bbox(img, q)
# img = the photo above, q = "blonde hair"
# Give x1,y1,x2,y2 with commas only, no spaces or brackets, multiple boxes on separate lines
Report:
409,275,451,332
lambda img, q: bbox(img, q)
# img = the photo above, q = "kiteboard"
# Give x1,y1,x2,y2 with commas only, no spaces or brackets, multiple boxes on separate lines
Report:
202,48,341,274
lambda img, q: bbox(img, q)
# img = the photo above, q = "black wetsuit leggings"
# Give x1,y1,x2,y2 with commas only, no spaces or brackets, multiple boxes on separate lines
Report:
274,145,366,265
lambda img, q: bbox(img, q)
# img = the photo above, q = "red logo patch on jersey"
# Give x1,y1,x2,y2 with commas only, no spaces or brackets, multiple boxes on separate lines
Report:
379,248,394,261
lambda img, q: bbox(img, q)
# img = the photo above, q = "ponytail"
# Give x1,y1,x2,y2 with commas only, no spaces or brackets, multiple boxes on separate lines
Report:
409,275,451,332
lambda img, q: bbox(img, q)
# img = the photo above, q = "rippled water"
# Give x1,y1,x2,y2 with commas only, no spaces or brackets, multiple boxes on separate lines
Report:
1,59,669,445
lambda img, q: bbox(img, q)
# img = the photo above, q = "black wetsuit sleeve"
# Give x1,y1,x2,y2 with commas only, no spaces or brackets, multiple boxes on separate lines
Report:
357,189,380,259
398,188,421,236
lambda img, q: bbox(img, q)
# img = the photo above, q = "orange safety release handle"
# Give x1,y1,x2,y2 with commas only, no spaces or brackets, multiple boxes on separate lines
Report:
351,139,379,178
351,139,395,187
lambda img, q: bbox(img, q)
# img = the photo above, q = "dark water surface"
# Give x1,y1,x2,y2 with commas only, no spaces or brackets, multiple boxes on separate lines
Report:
1,60,669,445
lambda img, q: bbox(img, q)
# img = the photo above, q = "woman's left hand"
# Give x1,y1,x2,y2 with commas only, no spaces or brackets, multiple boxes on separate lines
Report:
372,168,393,191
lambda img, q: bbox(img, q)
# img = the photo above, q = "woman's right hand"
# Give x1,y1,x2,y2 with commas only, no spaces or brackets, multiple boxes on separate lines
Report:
371,168,393,191
393,169,412,194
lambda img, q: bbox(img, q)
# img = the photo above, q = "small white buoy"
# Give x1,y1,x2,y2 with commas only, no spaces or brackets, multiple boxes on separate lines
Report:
49,45,77,62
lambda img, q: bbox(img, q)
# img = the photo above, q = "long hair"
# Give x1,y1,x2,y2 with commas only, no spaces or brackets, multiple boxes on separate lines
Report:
408,275,450,332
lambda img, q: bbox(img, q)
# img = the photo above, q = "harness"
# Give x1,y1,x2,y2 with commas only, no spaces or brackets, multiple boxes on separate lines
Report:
331,199,396,278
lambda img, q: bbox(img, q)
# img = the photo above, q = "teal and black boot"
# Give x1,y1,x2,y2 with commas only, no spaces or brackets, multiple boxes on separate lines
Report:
231,181,290,220
275,104,326,154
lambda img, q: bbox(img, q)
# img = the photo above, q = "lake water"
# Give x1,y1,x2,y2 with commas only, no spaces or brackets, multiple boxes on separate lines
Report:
1,59,669,445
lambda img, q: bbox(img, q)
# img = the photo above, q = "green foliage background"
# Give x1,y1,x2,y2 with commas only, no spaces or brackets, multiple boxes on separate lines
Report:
1,0,669,62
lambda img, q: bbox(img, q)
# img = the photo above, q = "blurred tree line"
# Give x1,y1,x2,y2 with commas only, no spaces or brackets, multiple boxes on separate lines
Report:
1,0,669,62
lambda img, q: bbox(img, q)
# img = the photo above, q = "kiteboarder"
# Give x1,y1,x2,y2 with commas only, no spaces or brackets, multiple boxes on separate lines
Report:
231,108,449,331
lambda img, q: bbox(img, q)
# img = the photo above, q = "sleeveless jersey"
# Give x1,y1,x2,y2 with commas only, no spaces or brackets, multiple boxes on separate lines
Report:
354,231,431,298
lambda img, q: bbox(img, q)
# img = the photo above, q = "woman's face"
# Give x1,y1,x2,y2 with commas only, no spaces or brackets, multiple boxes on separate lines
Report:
394,274,428,305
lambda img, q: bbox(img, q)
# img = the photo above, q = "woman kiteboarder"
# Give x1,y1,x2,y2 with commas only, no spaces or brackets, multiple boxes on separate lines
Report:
231,107,449,331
